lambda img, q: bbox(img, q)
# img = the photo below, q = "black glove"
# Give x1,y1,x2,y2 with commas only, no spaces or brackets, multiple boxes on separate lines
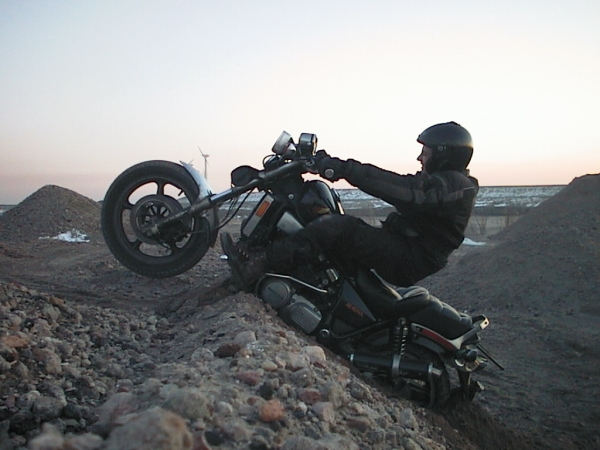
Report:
314,150,346,181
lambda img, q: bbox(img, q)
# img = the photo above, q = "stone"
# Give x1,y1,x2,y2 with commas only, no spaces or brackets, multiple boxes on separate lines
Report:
301,346,327,367
297,388,321,405
398,407,419,431
103,407,192,450
162,387,211,421
234,370,263,386
311,402,335,424
234,330,257,346
215,342,242,358
320,381,348,409
258,399,285,423
27,423,64,450
346,416,372,433
32,395,65,421
96,393,139,425
1,334,28,349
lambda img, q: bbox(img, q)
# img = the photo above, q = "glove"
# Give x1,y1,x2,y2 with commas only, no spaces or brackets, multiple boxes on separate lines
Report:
316,151,346,181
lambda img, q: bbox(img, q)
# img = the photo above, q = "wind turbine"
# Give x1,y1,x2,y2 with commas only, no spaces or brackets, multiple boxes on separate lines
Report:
198,146,209,179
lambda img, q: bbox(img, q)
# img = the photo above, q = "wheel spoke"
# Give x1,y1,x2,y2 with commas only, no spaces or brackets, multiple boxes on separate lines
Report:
156,180,167,196
164,241,181,254
121,197,134,211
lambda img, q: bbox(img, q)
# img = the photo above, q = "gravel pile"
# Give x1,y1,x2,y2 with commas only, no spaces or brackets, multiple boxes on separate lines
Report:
1,281,448,450
0,185,101,243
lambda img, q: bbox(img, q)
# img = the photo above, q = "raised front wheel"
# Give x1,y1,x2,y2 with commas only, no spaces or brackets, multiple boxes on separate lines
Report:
101,160,213,278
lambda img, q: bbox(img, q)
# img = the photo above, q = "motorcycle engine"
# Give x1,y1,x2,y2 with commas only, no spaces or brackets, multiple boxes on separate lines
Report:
259,278,322,334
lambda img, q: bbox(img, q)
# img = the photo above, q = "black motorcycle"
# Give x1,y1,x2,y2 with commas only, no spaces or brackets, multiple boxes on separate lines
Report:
101,131,502,407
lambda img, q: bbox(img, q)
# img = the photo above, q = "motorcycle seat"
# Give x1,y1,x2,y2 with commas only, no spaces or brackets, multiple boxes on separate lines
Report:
355,269,432,318
408,295,473,339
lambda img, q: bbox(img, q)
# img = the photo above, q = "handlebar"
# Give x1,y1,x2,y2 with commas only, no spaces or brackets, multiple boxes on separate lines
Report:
190,160,307,213
140,156,313,238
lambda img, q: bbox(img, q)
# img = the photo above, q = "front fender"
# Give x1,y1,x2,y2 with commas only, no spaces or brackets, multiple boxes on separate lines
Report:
180,161,219,246
180,161,213,199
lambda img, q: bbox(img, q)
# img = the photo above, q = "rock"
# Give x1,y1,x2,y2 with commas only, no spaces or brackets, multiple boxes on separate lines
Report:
311,402,335,424
290,367,314,387
27,423,64,450
221,418,252,442
258,399,285,422
280,434,360,450
233,330,257,347
62,433,104,450
234,370,263,386
1,334,29,349
8,409,38,434
0,355,11,373
32,395,65,421
398,407,419,431
261,360,278,371
301,346,327,367
214,342,241,358
0,420,14,450
215,401,233,416
103,407,193,450
320,381,348,409
297,388,321,405
346,416,372,433
162,387,211,421
96,393,139,425
278,351,310,371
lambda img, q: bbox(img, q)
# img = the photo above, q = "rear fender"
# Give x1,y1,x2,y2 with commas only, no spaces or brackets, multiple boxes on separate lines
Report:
411,316,490,353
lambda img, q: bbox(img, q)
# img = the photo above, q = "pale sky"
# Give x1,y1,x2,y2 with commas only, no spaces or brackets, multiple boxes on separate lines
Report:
1,0,599,204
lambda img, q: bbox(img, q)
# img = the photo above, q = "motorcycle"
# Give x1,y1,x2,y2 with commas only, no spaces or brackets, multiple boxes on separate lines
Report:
101,131,502,407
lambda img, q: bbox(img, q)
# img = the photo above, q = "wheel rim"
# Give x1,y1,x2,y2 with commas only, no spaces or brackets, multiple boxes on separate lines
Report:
114,176,205,259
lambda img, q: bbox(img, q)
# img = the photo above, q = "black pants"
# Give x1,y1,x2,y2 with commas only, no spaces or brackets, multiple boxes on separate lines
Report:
267,214,443,287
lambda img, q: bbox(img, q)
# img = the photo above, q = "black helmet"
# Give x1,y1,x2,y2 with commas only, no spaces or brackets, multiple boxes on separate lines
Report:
417,121,473,173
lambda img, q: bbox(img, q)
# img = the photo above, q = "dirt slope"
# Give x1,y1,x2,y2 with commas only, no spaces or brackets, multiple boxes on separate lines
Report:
1,175,599,448
421,173,600,449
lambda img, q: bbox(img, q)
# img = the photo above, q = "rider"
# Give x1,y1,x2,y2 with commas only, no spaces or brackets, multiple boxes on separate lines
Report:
222,121,478,292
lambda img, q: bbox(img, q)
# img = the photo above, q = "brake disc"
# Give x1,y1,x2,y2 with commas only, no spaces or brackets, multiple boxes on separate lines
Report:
130,194,186,245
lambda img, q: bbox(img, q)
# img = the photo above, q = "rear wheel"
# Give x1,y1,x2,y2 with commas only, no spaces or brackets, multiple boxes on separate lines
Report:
101,160,213,278
396,344,450,408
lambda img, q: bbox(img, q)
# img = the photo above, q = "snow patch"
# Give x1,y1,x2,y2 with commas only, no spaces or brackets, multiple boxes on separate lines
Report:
39,229,90,243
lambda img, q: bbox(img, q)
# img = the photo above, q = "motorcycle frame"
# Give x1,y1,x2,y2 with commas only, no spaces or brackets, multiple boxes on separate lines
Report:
178,159,488,367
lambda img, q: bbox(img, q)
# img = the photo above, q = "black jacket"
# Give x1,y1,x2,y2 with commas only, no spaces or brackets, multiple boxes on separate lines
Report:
341,159,479,255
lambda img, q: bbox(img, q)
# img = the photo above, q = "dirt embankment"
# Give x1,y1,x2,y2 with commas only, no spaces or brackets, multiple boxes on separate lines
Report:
0,175,599,449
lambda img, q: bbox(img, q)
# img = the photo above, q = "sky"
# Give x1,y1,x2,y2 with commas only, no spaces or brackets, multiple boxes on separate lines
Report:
1,0,599,204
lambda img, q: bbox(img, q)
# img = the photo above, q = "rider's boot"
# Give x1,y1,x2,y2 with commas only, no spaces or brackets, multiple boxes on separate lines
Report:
220,232,268,292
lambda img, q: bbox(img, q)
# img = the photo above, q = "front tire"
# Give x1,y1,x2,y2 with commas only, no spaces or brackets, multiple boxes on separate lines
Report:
101,160,212,278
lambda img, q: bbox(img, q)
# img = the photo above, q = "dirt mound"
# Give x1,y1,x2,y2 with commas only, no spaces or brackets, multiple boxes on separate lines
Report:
421,173,600,449
0,185,101,242
426,174,600,312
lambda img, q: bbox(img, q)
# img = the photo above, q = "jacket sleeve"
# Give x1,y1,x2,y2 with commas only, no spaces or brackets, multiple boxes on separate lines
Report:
340,158,476,216
341,159,435,209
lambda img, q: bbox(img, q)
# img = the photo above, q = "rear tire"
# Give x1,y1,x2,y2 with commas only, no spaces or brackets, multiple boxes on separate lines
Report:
101,160,212,278
398,344,450,408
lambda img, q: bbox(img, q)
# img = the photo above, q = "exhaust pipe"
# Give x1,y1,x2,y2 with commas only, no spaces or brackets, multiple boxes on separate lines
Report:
348,353,442,380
